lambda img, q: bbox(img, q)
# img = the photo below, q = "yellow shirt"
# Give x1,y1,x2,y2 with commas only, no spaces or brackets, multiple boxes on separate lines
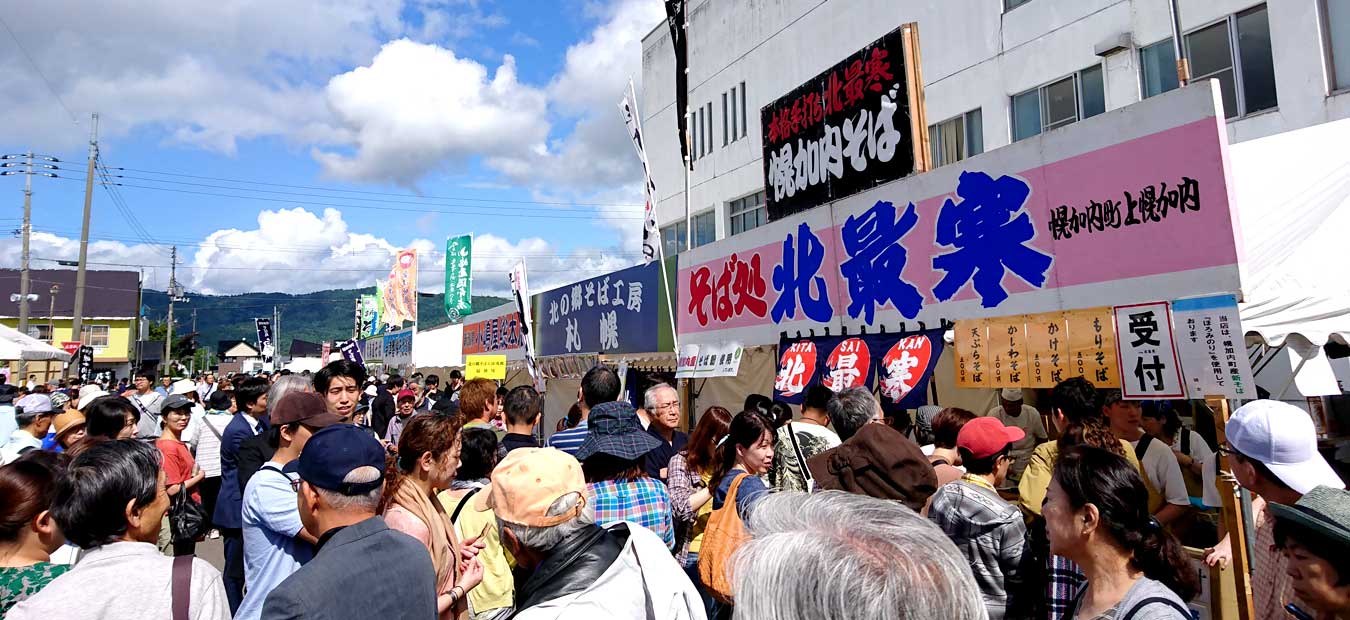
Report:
687,471,714,555
439,488,515,615
1017,439,1143,517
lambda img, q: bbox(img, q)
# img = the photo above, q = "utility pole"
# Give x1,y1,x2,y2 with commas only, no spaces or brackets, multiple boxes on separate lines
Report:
70,114,98,347
189,308,197,375
17,153,32,378
165,245,177,375
1167,0,1190,87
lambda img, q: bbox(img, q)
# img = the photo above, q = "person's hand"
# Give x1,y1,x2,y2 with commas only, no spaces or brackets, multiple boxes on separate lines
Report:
120,389,136,399
167,483,182,496
454,557,485,593
459,533,486,563
1204,536,1232,568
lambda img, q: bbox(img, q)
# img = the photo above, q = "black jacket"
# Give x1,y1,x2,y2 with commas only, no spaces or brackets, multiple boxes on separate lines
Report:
370,390,394,440
515,523,629,613
236,427,278,492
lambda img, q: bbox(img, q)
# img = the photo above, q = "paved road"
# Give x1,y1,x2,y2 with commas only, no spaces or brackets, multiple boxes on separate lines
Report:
195,535,226,572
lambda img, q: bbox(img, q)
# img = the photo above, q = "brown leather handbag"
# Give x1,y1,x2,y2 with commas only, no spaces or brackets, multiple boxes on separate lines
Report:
698,473,751,604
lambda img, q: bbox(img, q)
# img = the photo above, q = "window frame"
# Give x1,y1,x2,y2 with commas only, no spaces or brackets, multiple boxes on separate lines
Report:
26,325,53,341
1144,5,1278,119
728,190,768,236
1003,0,1033,13
82,324,110,349
928,108,983,167
1011,65,1104,142
1321,0,1350,93
730,86,739,140
692,209,716,249
722,92,729,146
739,81,748,139
661,221,688,255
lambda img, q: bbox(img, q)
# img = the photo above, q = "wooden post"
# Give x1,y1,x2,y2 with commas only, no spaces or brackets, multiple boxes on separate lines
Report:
1206,396,1256,620
901,22,931,174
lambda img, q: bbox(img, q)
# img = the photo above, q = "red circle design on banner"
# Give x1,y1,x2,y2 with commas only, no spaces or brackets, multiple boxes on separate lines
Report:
825,337,871,392
774,340,818,397
879,335,933,401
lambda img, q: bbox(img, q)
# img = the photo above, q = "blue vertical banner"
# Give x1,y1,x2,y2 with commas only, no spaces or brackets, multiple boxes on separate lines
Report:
537,262,661,356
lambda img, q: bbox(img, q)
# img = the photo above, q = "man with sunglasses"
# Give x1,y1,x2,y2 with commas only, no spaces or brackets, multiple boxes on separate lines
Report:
236,392,340,620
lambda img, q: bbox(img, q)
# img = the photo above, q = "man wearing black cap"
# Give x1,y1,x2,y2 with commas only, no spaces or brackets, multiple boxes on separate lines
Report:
262,424,437,620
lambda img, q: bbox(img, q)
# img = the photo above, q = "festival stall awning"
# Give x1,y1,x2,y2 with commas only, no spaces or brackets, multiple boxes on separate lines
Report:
0,324,73,362
1232,116,1350,353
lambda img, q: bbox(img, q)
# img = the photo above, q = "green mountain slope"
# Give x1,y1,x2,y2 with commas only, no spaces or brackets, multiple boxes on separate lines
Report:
142,288,510,354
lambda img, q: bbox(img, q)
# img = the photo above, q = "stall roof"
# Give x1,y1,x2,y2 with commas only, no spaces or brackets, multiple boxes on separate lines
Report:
1234,117,1350,354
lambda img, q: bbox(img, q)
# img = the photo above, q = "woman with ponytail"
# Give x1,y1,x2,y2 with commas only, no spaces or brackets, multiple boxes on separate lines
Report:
1017,378,1147,620
708,410,777,517
1046,445,1198,619
380,414,484,619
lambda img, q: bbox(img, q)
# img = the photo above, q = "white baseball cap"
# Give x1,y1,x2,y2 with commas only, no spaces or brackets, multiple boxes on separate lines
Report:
77,389,109,411
171,379,197,396
1227,400,1344,495
1000,388,1023,401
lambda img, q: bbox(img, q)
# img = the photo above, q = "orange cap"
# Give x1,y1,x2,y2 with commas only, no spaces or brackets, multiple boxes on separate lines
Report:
475,447,586,527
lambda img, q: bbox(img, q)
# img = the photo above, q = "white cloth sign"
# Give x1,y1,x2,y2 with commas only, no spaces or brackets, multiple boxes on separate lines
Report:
1171,295,1256,399
1114,302,1185,399
675,342,743,378
619,79,660,263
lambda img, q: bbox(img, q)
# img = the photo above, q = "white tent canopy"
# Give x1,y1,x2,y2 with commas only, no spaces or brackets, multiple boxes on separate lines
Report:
0,324,73,362
1233,116,1350,355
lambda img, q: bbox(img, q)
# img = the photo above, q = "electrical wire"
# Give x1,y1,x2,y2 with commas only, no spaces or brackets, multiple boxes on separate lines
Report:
0,15,79,125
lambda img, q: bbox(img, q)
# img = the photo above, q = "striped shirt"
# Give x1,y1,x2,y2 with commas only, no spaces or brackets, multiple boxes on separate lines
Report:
547,421,589,456
587,478,675,550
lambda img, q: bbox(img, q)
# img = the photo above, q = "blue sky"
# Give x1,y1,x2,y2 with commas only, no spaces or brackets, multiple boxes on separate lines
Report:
0,0,664,296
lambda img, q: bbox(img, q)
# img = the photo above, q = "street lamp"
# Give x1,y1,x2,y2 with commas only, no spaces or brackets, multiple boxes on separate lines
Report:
48,284,60,344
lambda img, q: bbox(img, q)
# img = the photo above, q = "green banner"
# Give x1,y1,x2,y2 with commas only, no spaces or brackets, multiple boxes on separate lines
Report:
444,234,473,321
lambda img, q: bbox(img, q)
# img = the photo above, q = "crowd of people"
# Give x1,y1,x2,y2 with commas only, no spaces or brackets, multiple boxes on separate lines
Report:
0,364,1346,620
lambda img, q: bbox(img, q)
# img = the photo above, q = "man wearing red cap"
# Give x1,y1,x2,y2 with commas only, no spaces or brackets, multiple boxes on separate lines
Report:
928,417,1031,620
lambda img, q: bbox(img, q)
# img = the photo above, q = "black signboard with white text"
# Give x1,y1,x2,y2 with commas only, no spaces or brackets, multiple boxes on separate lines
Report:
760,24,917,221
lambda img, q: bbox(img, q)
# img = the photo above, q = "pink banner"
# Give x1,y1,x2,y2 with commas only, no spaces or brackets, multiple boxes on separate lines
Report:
678,86,1241,345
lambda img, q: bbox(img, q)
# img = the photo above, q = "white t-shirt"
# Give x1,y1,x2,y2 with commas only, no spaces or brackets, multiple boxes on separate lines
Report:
1132,437,1190,507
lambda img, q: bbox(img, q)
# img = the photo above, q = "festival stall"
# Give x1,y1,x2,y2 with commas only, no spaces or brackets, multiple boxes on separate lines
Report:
411,321,464,378
533,258,677,433
456,301,532,389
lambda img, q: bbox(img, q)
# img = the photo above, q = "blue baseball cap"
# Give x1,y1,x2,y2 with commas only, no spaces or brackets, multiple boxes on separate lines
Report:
296,424,386,495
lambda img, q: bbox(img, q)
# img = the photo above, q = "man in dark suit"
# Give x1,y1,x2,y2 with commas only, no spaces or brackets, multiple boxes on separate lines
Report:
369,375,401,441
262,424,438,620
214,377,272,613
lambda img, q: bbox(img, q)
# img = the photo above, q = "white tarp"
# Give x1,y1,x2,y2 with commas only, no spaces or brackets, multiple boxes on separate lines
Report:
0,324,73,362
1233,117,1350,353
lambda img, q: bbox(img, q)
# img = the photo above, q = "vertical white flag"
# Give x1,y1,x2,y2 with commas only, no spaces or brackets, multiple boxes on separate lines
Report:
619,79,660,263
509,261,542,389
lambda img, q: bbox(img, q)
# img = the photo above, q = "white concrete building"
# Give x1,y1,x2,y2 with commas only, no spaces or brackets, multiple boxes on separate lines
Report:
640,0,1350,250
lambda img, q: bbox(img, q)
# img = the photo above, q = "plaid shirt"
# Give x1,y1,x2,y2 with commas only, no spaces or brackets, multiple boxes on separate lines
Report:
928,477,1031,620
1047,555,1085,620
587,478,676,551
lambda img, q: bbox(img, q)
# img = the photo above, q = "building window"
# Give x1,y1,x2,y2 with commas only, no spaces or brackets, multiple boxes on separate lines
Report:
1325,0,1350,91
722,92,729,146
1004,0,1032,11
1140,40,1180,99
739,81,748,139
81,325,109,348
1154,5,1277,118
729,191,767,236
929,109,983,167
730,86,739,139
706,102,714,152
26,325,52,341
1012,65,1106,142
693,210,716,248
661,222,687,255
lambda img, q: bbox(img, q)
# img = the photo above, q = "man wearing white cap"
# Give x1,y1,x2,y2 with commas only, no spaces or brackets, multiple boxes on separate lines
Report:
1203,400,1345,620
985,388,1046,485
1,394,55,464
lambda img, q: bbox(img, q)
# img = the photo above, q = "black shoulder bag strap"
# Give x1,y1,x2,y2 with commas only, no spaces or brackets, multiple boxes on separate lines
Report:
1121,596,1190,620
1135,434,1154,463
450,487,481,523
785,423,814,492
171,554,193,620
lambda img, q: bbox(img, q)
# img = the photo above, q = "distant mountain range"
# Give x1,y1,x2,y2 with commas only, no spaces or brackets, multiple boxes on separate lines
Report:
141,288,510,355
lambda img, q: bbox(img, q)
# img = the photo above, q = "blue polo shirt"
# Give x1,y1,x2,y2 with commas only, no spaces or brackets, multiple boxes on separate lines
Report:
237,461,314,620
548,421,589,456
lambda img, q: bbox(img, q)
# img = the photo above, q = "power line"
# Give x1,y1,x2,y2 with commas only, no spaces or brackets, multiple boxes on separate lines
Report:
113,166,643,208
28,255,623,275
52,176,642,220
0,15,79,125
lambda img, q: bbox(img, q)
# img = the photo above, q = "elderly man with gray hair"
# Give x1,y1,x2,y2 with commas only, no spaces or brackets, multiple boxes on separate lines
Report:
261,424,438,620
732,490,987,620
484,447,705,620
826,386,882,441
642,383,688,482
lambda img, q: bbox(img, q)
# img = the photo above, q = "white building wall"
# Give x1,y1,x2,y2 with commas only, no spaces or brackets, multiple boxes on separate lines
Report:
641,0,1349,239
